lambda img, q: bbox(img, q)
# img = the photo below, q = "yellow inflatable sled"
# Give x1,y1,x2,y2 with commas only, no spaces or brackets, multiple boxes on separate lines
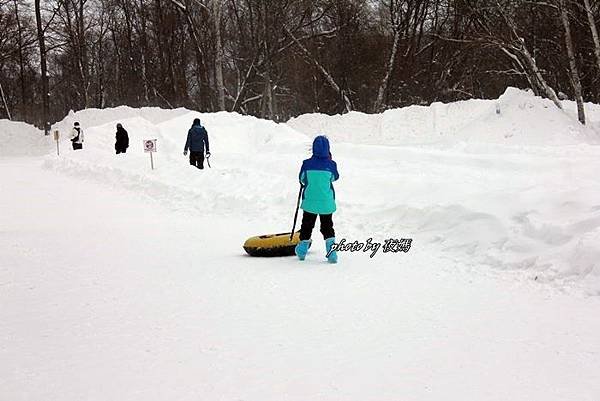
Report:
243,232,300,257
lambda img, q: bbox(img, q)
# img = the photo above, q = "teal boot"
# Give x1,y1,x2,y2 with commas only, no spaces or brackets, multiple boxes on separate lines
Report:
325,237,338,264
295,240,312,261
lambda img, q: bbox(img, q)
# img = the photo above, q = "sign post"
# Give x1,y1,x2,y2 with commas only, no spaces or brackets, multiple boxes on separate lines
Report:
143,139,157,170
53,130,60,156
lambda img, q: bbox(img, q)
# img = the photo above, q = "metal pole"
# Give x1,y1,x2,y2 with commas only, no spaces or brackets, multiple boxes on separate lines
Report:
150,152,154,170
290,185,304,241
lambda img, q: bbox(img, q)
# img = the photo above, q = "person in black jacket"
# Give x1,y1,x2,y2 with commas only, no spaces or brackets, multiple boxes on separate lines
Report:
70,122,84,150
183,118,210,169
115,123,129,154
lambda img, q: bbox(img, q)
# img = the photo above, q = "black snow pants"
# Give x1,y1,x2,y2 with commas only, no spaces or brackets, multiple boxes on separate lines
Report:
299,211,335,241
189,151,205,169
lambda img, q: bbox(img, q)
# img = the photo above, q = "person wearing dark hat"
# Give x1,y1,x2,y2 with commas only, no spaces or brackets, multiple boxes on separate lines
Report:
115,123,129,154
70,122,84,150
183,118,210,169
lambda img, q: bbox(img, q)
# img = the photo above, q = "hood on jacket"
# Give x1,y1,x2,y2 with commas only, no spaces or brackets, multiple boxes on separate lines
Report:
193,118,201,127
312,135,330,158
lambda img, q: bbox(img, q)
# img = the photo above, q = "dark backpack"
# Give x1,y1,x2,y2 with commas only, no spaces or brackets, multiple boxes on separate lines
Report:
72,127,80,142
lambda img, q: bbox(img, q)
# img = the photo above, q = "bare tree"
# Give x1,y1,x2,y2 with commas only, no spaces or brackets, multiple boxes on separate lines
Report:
449,0,563,109
285,26,352,113
374,0,402,112
583,0,600,80
171,0,212,110
4,0,600,126
34,0,50,134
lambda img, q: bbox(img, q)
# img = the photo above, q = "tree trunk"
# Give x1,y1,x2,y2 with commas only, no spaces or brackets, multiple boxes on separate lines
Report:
214,0,225,111
97,7,107,108
231,59,255,112
14,0,26,118
35,0,50,135
492,2,563,109
120,0,138,103
77,0,89,108
374,27,401,112
139,0,151,105
171,0,210,110
261,0,274,119
110,27,123,101
503,42,563,109
559,0,585,124
583,0,600,78
0,81,12,120
263,63,274,119
155,0,167,93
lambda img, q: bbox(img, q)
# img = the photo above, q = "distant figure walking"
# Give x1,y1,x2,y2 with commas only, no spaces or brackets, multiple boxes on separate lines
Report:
183,118,210,169
70,122,84,150
115,123,129,154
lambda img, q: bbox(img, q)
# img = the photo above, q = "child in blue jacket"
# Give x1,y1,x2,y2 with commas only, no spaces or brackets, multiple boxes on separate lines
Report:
295,135,340,263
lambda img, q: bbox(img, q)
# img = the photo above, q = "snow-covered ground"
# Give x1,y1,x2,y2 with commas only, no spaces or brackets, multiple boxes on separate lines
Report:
2,88,600,400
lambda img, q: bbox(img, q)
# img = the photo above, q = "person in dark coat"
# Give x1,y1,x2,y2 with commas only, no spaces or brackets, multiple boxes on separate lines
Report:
115,123,129,154
183,118,210,169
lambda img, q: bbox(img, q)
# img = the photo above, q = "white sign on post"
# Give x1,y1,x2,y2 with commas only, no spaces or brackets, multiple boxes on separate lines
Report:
143,139,157,169
143,139,157,153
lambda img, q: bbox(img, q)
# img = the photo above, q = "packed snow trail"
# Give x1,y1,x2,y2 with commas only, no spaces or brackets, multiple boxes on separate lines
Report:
2,159,600,401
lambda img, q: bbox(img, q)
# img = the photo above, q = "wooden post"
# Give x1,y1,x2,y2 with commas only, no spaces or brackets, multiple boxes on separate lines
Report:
53,130,60,156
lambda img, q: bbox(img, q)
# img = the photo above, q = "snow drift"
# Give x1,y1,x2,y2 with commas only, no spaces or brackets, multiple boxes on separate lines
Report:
0,120,51,157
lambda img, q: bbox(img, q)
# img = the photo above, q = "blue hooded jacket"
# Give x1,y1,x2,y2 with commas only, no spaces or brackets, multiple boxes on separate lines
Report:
299,136,339,214
185,119,210,153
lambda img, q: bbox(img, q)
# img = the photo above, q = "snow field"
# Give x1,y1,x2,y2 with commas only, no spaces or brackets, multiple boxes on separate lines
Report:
2,88,600,400
2,159,600,401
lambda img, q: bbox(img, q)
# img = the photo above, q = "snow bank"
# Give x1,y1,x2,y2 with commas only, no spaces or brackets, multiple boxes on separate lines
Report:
288,87,600,146
54,106,191,131
0,120,51,157
5,87,600,294
46,109,310,224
